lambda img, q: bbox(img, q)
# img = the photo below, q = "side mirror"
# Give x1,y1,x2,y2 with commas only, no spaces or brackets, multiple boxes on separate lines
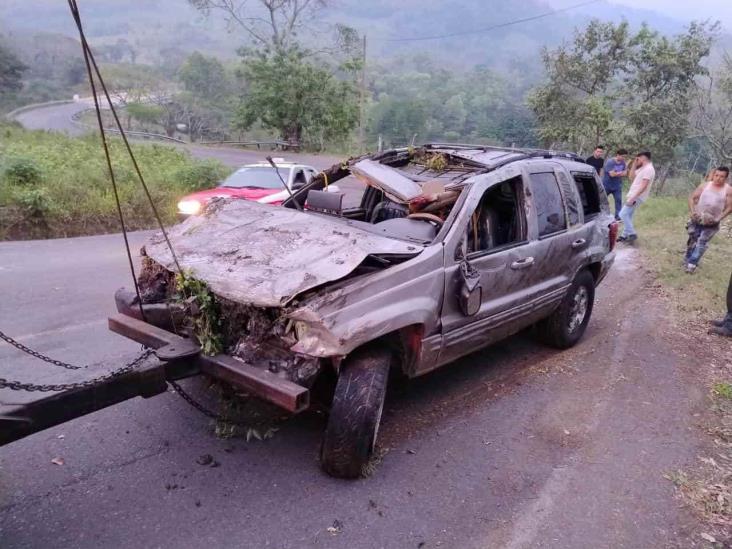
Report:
325,185,341,194
458,260,481,316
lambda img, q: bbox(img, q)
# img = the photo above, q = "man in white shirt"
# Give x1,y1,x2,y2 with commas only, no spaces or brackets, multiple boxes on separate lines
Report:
618,151,655,243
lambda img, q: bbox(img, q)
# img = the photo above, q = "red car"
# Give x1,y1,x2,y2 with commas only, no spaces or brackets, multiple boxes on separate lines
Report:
177,160,318,217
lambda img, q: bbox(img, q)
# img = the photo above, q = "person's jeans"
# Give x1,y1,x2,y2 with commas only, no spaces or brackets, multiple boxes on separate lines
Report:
604,186,622,220
618,199,643,237
685,221,719,266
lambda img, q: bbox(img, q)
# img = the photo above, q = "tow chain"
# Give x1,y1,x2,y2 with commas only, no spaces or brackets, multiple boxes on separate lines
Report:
0,327,154,392
1,329,86,370
169,380,252,427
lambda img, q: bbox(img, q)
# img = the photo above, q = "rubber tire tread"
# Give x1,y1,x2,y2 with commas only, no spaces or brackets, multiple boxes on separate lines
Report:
536,269,595,349
320,345,391,479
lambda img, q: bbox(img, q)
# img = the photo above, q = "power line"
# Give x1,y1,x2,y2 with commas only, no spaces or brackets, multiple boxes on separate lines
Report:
386,0,600,42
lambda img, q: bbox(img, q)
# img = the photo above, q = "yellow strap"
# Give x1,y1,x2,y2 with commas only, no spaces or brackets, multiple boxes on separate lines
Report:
322,172,329,189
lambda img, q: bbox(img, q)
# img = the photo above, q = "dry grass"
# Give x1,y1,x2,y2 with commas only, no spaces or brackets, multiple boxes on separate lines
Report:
665,388,732,538
636,196,732,544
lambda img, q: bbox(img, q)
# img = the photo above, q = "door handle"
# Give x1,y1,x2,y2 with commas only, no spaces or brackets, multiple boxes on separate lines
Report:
571,238,587,249
510,257,535,270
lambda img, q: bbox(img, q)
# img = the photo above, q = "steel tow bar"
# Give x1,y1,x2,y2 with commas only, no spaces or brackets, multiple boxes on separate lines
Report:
108,314,310,413
0,348,199,446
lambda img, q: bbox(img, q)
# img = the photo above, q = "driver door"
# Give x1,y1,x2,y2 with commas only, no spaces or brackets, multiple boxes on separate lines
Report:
439,174,538,364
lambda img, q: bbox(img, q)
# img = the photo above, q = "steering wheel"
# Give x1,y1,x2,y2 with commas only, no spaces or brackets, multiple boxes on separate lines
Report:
407,212,444,228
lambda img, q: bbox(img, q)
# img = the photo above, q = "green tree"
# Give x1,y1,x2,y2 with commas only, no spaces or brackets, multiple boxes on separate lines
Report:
693,54,732,163
126,102,166,129
178,52,228,100
235,48,358,148
369,98,428,146
0,43,27,95
620,22,717,164
528,20,631,152
529,20,716,163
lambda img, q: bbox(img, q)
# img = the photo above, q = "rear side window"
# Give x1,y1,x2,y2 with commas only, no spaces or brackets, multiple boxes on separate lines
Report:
529,172,567,237
556,170,581,226
572,173,602,218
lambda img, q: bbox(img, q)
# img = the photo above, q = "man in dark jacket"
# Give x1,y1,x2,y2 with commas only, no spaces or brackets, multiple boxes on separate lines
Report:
585,145,605,176
710,272,732,337
603,148,628,220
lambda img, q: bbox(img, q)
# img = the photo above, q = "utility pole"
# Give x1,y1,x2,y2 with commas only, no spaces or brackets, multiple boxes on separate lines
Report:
358,34,366,153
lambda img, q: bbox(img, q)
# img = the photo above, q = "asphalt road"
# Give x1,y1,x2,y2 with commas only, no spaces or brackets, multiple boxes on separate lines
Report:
0,237,705,548
13,101,87,136
0,102,708,548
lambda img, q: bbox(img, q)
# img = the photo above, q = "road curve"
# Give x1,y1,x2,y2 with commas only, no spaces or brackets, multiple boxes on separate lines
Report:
12,101,88,136
10,99,342,170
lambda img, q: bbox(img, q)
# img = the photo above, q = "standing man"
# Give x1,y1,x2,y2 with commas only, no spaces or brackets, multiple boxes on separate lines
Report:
618,151,655,243
684,166,732,273
603,148,628,220
710,272,732,337
585,145,605,176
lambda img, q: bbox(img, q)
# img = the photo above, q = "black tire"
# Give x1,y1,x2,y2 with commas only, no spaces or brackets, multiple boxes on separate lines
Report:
536,269,595,349
320,345,391,479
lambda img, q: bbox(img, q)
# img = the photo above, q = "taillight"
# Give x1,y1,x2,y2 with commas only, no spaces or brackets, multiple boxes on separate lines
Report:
608,221,619,251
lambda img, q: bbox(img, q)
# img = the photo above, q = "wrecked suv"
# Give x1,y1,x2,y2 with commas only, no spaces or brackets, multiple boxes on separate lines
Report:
111,145,617,478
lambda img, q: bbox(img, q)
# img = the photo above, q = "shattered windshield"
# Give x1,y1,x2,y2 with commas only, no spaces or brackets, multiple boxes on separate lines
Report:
221,167,291,189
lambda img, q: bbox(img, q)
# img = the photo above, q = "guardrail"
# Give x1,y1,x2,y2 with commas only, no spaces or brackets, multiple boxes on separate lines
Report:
70,108,187,144
199,140,301,151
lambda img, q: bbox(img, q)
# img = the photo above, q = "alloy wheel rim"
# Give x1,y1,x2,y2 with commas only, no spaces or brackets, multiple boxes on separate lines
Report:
568,286,589,333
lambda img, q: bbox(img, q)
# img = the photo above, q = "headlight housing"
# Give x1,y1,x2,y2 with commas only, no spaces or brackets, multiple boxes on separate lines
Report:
177,199,202,216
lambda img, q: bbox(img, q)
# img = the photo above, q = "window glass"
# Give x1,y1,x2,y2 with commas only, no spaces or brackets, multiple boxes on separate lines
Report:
556,170,581,226
466,177,525,254
529,172,567,237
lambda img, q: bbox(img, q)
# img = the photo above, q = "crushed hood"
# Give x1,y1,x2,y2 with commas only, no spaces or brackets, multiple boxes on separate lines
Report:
145,199,422,307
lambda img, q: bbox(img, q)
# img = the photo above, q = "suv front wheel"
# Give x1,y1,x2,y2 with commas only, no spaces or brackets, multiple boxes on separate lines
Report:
536,269,595,349
320,345,391,479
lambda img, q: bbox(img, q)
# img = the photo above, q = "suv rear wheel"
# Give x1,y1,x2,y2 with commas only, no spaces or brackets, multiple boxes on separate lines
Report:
320,345,391,479
536,269,595,349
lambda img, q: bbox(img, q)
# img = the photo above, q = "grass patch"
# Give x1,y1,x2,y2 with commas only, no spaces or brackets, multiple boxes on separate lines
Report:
0,122,230,240
633,196,731,319
713,383,732,400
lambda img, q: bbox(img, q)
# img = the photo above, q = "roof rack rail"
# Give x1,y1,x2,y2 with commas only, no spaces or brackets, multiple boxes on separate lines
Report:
423,143,583,162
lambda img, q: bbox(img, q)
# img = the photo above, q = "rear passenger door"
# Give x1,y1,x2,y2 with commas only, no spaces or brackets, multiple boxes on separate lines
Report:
524,163,585,299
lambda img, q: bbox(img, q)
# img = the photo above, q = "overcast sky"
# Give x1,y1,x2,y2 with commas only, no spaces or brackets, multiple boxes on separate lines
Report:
551,0,732,29
614,0,730,25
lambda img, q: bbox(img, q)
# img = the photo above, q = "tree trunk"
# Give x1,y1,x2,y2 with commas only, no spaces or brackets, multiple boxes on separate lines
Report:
655,164,672,195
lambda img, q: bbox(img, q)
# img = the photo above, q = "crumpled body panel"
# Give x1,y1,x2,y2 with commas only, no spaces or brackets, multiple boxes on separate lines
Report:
145,199,421,308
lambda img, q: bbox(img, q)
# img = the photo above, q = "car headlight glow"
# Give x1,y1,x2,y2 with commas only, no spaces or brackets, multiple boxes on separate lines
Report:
177,199,202,215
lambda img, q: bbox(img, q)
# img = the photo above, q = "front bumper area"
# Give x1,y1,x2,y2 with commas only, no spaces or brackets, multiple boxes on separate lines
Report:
108,312,309,413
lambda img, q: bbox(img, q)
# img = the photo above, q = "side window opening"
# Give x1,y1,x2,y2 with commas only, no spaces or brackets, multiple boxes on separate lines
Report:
571,172,602,219
529,172,567,237
466,176,525,255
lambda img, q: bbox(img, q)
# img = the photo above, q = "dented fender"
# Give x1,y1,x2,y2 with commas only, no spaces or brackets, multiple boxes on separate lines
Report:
286,244,446,360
